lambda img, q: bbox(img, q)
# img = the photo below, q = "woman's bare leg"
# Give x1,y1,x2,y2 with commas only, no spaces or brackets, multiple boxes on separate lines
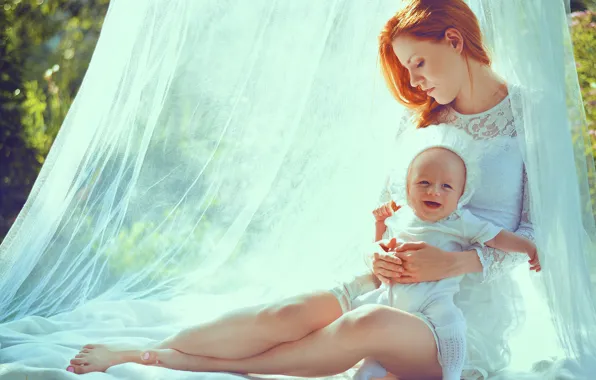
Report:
155,291,343,357
136,305,442,379
67,291,343,374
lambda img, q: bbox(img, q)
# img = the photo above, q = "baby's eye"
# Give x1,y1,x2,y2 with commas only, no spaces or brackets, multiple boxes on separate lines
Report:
442,184,453,189
418,181,430,185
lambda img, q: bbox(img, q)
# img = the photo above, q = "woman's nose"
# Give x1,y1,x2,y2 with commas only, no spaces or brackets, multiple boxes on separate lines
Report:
410,73,423,88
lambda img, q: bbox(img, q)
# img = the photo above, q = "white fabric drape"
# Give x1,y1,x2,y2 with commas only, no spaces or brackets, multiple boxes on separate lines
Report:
1,0,595,378
0,1,403,323
466,0,596,377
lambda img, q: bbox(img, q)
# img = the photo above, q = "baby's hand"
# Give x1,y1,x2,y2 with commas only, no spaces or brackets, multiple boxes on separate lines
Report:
528,246,541,272
373,201,400,222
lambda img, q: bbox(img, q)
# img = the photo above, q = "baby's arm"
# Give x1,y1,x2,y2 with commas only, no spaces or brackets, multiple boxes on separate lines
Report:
485,231,539,266
375,222,387,242
462,209,540,270
373,201,400,242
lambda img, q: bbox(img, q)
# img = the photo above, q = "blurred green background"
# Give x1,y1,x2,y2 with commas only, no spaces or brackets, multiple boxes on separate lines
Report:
0,0,595,244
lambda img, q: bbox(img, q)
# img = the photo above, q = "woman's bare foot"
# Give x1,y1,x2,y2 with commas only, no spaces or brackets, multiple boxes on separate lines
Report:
140,349,398,377
141,349,211,372
66,344,145,374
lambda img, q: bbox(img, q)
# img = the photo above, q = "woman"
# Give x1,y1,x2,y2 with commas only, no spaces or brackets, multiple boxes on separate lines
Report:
67,0,532,378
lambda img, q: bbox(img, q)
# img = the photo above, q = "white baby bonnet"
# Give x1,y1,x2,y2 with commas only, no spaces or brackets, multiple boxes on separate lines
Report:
389,123,481,210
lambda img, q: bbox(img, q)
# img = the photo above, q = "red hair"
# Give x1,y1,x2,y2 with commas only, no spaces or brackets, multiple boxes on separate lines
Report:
379,0,491,128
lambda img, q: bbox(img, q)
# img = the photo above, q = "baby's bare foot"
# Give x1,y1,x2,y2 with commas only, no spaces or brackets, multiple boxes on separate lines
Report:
66,344,146,374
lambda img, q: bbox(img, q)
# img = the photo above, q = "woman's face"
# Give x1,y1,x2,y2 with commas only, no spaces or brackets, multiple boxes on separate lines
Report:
392,30,467,105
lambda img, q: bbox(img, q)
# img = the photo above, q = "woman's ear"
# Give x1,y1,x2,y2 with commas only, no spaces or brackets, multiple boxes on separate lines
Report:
444,28,464,54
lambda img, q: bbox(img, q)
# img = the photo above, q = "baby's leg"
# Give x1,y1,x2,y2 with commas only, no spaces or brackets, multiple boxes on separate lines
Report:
422,295,467,380
335,271,383,312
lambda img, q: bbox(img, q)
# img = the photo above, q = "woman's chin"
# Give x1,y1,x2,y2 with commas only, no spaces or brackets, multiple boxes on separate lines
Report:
429,92,456,106
432,95,450,105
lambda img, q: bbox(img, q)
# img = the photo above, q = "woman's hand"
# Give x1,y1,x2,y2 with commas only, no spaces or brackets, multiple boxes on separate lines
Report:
371,238,404,284
390,241,455,283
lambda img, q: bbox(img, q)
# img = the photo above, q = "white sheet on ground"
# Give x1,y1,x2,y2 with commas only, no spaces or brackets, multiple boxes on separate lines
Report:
0,294,363,380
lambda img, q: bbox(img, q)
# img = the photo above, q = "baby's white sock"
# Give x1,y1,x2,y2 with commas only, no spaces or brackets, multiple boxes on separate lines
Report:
353,358,388,380
435,322,466,380
331,272,380,313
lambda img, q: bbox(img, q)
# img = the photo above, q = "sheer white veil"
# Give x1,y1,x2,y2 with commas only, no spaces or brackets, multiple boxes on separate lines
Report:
0,0,403,321
1,0,595,377
466,0,596,376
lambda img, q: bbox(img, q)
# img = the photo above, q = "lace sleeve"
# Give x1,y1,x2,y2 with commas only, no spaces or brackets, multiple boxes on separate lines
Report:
473,168,534,283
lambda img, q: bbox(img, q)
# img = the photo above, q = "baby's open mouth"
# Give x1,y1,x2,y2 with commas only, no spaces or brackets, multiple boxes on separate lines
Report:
423,201,442,209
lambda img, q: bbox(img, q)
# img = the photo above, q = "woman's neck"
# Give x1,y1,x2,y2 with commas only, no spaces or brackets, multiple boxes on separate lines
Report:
450,61,508,115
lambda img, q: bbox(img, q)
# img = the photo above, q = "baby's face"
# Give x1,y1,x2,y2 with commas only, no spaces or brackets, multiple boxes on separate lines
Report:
407,148,466,222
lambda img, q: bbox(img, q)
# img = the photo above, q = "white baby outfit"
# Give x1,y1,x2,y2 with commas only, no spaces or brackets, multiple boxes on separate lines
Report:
332,124,504,380
350,205,501,380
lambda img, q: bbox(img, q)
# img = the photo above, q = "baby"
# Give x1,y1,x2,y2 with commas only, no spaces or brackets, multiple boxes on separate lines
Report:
340,124,539,380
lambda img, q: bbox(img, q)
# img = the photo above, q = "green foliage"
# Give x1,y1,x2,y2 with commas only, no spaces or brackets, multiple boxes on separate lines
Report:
570,10,596,209
571,0,596,12
0,0,109,242
571,11,596,132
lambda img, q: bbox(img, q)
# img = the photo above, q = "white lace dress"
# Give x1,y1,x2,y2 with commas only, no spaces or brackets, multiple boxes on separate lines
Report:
380,93,533,379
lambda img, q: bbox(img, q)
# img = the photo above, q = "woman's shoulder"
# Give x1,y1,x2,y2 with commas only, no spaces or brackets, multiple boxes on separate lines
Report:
507,83,548,103
437,88,523,141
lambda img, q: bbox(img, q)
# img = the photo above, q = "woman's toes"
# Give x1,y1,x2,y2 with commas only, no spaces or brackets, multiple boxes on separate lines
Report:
69,364,99,374
75,354,85,358
140,350,159,364
70,358,87,365
83,344,96,349
78,364,103,374
74,365,89,374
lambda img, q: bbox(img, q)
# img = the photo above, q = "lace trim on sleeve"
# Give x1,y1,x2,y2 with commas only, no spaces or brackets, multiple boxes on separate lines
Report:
475,168,534,282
